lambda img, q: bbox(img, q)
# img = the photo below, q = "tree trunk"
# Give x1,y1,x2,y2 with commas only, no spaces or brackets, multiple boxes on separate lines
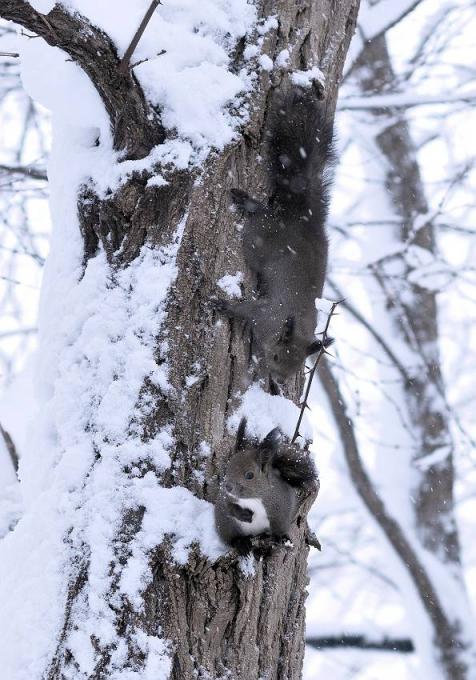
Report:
0,2,359,678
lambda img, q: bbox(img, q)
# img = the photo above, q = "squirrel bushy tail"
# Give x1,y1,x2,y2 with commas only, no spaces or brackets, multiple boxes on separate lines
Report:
273,445,318,490
222,83,335,382
268,87,335,222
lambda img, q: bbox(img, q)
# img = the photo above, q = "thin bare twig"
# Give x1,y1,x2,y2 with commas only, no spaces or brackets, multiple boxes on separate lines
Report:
0,51,19,57
0,275,39,289
119,0,162,75
131,49,166,69
291,300,341,443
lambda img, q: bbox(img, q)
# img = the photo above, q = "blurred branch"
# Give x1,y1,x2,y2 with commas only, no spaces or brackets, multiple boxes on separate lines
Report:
0,327,36,339
344,0,424,78
319,358,465,666
0,421,18,473
339,91,476,110
328,279,410,384
0,163,47,181
358,0,423,42
309,537,400,590
306,634,414,653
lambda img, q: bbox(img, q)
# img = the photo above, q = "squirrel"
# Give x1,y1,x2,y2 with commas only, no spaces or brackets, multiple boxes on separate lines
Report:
215,417,318,555
217,84,335,383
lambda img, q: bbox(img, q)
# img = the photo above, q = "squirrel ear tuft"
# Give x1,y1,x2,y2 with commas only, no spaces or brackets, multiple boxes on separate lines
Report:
258,428,281,467
260,427,281,451
234,417,247,452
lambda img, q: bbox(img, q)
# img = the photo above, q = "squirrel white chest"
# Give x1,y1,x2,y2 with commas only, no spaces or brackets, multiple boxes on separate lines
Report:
234,497,271,535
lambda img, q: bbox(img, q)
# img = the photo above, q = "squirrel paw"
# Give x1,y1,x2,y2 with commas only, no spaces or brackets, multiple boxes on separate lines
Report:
231,536,253,556
273,534,294,549
230,188,262,214
210,296,230,314
248,534,294,558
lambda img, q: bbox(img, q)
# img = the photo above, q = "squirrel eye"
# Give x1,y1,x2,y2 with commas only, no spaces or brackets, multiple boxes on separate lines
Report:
273,354,279,361
244,471,254,480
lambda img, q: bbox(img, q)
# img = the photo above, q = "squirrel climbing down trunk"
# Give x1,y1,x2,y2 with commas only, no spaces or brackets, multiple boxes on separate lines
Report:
219,83,335,383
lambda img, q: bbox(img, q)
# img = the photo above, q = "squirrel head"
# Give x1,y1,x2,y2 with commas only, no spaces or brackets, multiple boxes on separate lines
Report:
265,316,321,382
222,419,282,499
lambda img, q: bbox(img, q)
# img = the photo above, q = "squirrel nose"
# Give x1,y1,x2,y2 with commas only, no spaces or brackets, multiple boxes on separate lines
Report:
225,483,233,493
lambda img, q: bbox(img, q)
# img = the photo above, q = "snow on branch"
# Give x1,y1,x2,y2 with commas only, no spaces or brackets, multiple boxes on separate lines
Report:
0,0,165,158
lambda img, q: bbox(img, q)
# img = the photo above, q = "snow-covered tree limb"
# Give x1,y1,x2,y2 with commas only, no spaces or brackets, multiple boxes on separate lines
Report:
0,0,165,157
339,91,476,110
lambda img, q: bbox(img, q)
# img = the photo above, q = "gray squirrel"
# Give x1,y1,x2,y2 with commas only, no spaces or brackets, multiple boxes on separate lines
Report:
218,84,335,383
215,418,318,555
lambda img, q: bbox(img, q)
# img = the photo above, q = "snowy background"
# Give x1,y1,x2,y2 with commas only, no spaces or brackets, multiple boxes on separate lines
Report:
1,0,475,678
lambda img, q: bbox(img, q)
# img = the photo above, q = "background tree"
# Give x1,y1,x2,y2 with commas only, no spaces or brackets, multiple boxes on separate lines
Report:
305,1,476,678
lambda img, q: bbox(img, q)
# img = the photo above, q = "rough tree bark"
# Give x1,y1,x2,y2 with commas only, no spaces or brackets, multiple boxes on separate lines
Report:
321,32,476,680
0,1,359,678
